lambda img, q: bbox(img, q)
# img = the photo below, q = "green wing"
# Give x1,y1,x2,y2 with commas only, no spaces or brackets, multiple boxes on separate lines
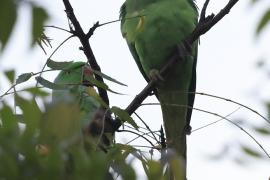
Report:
120,3,150,83
186,3,199,132
120,3,160,99
185,44,197,133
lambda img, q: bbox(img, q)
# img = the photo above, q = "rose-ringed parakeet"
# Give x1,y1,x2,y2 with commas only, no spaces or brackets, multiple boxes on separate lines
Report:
40,62,112,152
120,0,198,162
52,61,100,129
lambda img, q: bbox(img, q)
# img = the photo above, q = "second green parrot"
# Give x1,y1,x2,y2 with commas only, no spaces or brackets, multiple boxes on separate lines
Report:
120,0,198,160
40,62,111,152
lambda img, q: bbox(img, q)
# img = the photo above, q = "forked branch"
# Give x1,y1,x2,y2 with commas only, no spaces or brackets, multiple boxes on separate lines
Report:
62,0,110,105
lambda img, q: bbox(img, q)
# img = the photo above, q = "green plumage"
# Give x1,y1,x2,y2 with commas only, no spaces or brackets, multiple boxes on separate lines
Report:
41,62,102,147
52,62,100,128
120,0,198,161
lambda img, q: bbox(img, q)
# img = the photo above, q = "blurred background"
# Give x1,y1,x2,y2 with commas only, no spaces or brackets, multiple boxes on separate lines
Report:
0,0,269,179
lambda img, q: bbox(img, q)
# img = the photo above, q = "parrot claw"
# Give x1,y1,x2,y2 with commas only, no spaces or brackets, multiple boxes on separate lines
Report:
149,69,164,82
184,125,192,135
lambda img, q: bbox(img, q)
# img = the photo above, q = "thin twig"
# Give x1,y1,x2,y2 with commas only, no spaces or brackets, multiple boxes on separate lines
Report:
0,69,56,99
193,91,270,125
97,15,146,28
141,103,270,158
124,123,160,137
124,124,160,141
189,0,239,42
191,107,241,133
134,112,159,143
0,86,46,98
0,84,16,99
126,131,158,145
44,25,71,33
132,145,160,150
200,0,210,21
117,129,155,147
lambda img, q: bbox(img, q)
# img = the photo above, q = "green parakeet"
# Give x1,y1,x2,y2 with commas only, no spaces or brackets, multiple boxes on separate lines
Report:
40,62,111,151
52,61,100,129
120,0,198,161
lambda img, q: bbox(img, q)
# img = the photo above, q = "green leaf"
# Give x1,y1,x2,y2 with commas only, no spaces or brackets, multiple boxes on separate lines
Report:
36,32,52,54
267,102,270,120
254,127,270,136
114,144,137,160
4,69,15,83
0,151,19,179
0,0,17,51
24,87,49,97
116,144,146,164
118,163,136,180
0,103,19,134
40,103,82,145
256,8,270,35
36,76,66,90
32,6,48,46
92,69,127,87
15,95,41,137
71,149,108,179
250,0,258,4
85,75,108,90
241,145,262,158
169,157,185,180
47,59,75,70
16,73,32,84
111,106,138,130
85,76,124,95
112,162,136,180
146,160,163,180
108,146,136,180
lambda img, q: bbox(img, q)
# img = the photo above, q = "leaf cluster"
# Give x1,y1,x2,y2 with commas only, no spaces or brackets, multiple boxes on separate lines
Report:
0,61,183,179
0,95,184,179
0,0,48,52
251,0,270,35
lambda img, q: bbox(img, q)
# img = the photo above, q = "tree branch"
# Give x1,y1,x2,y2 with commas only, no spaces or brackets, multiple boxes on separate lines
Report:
62,0,110,105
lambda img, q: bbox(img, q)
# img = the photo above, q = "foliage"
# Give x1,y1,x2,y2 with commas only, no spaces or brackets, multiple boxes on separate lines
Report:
0,0,168,169
207,1,270,162
0,79,188,180
0,66,185,179
251,0,270,35
0,98,130,179
0,0,48,51
0,0,270,179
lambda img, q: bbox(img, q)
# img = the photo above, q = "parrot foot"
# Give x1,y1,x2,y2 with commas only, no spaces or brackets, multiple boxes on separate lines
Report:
149,69,164,82
184,125,192,135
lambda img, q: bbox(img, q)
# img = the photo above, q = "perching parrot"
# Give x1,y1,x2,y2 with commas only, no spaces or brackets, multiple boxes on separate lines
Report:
120,0,198,161
52,61,100,129
40,62,112,152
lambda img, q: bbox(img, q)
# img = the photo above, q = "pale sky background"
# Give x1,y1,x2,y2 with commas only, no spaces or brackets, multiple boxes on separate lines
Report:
0,0,270,179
